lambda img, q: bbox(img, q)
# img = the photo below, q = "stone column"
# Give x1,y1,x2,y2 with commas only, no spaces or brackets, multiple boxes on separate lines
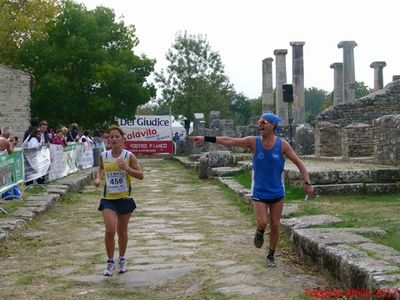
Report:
370,61,386,90
274,49,288,125
261,57,274,113
330,63,344,105
290,42,305,124
338,41,357,103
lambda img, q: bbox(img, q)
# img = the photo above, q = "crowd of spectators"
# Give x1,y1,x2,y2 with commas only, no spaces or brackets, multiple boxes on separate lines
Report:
18,120,108,150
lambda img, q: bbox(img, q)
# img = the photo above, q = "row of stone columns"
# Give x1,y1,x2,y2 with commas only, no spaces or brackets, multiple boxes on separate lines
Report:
261,40,399,124
331,41,391,105
261,43,305,125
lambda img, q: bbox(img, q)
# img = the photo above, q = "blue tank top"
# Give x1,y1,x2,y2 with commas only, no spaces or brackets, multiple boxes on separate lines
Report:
251,136,285,200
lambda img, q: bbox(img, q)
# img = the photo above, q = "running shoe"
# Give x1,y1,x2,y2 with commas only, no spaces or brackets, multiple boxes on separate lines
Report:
103,261,115,276
253,230,264,248
118,258,127,273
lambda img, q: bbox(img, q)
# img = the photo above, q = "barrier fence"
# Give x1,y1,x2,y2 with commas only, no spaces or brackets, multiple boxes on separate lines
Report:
0,149,25,195
1,142,96,199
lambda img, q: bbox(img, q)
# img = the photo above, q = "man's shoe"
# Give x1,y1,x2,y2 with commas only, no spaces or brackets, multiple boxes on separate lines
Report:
253,230,264,248
118,258,127,273
103,260,115,276
266,255,276,268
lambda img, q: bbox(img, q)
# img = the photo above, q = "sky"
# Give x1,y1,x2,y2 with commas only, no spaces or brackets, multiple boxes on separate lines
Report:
79,0,399,99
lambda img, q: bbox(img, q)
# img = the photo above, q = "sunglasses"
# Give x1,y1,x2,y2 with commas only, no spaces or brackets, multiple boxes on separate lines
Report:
258,119,272,125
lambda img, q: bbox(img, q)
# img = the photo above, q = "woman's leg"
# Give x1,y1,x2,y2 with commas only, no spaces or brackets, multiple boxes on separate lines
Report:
116,212,131,257
103,208,117,259
267,199,284,251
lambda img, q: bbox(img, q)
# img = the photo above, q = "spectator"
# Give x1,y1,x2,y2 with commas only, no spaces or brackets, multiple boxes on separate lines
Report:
51,129,67,147
173,132,181,142
1,126,18,148
23,117,40,141
67,123,80,142
26,127,42,148
79,130,94,144
0,138,14,154
39,120,51,144
172,132,181,155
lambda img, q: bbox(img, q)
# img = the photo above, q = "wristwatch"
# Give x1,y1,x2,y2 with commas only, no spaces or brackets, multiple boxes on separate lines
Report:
304,180,312,185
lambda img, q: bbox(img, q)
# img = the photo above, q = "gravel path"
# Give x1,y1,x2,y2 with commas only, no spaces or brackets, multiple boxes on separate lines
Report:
0,158,333,299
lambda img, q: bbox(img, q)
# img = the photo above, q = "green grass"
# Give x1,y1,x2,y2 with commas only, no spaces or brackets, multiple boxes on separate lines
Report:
230,170,400,252
232,170,305,201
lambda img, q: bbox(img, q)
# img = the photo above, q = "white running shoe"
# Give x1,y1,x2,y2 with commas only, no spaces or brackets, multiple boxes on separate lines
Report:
103,261,115,276
118,258,127,273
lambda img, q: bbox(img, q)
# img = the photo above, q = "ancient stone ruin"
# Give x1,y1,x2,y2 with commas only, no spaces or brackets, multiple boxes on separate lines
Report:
315,80,400,165
0,65,32,140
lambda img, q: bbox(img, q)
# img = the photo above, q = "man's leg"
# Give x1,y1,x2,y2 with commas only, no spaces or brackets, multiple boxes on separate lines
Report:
252,201,269,248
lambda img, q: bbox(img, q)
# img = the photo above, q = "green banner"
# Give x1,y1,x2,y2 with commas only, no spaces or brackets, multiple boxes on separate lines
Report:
0,149,25,194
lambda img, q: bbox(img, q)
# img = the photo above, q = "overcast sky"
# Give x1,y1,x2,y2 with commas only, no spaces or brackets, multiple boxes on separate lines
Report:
79,0,399,99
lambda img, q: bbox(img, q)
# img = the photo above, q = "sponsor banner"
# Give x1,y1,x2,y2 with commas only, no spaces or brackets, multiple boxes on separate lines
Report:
49,142,94,181
48,144,65,180
24,145,51,182
119,115,173,154
80,142,94,169
124,141,173,154
0,149,25,194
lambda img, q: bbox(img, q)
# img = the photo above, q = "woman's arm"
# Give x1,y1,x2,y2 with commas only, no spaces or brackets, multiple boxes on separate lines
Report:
282,139,313,196
94,156,104,187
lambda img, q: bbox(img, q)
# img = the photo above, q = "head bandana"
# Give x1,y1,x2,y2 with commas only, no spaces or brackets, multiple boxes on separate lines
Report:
260,112,282,134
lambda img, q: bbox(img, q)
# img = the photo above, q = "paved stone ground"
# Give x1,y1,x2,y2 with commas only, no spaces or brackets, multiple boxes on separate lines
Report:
0,158,334,299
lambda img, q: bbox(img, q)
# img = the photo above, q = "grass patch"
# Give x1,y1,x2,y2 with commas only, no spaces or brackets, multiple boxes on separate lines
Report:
214,179,255,226
0,198,24,217
232,170,305,201
230,170,400,252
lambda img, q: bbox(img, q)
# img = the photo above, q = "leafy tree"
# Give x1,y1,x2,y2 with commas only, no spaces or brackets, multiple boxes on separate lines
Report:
249,97,262,118
229,93,261,126
229,92,251,126
304,87,331,123
355,81,372,99
0,0,60,65
155,31,233,123
14,1,155,128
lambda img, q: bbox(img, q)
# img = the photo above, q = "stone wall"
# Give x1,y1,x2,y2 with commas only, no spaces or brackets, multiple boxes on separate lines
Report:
0,65,32,141
293,123,315,155
316,80,400,126
373,114,400,165
341,123,374,159
315,122,341,157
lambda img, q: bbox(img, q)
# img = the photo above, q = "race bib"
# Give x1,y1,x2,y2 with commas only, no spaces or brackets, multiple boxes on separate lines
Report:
105,171,127,193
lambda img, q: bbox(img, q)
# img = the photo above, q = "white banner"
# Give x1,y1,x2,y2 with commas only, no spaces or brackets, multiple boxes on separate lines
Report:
119,116,172,141
48,142,94,181
24,145,51,182
119,115,173,154
48,144,65,180
80,142,94,169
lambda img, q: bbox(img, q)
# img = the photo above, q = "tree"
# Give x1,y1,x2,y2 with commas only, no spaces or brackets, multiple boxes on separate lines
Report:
355,81,372,99
304,87,331,123
155,31,233,122
229,93,261,126
0,0,60,65
14,1,155,128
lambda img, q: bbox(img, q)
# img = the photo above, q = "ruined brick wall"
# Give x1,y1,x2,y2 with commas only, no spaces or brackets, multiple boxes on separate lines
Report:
315,80,400,159
0,65,32,141
373,115,400,165
341,123,374,160
315,122,341,157
316,80,400,126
